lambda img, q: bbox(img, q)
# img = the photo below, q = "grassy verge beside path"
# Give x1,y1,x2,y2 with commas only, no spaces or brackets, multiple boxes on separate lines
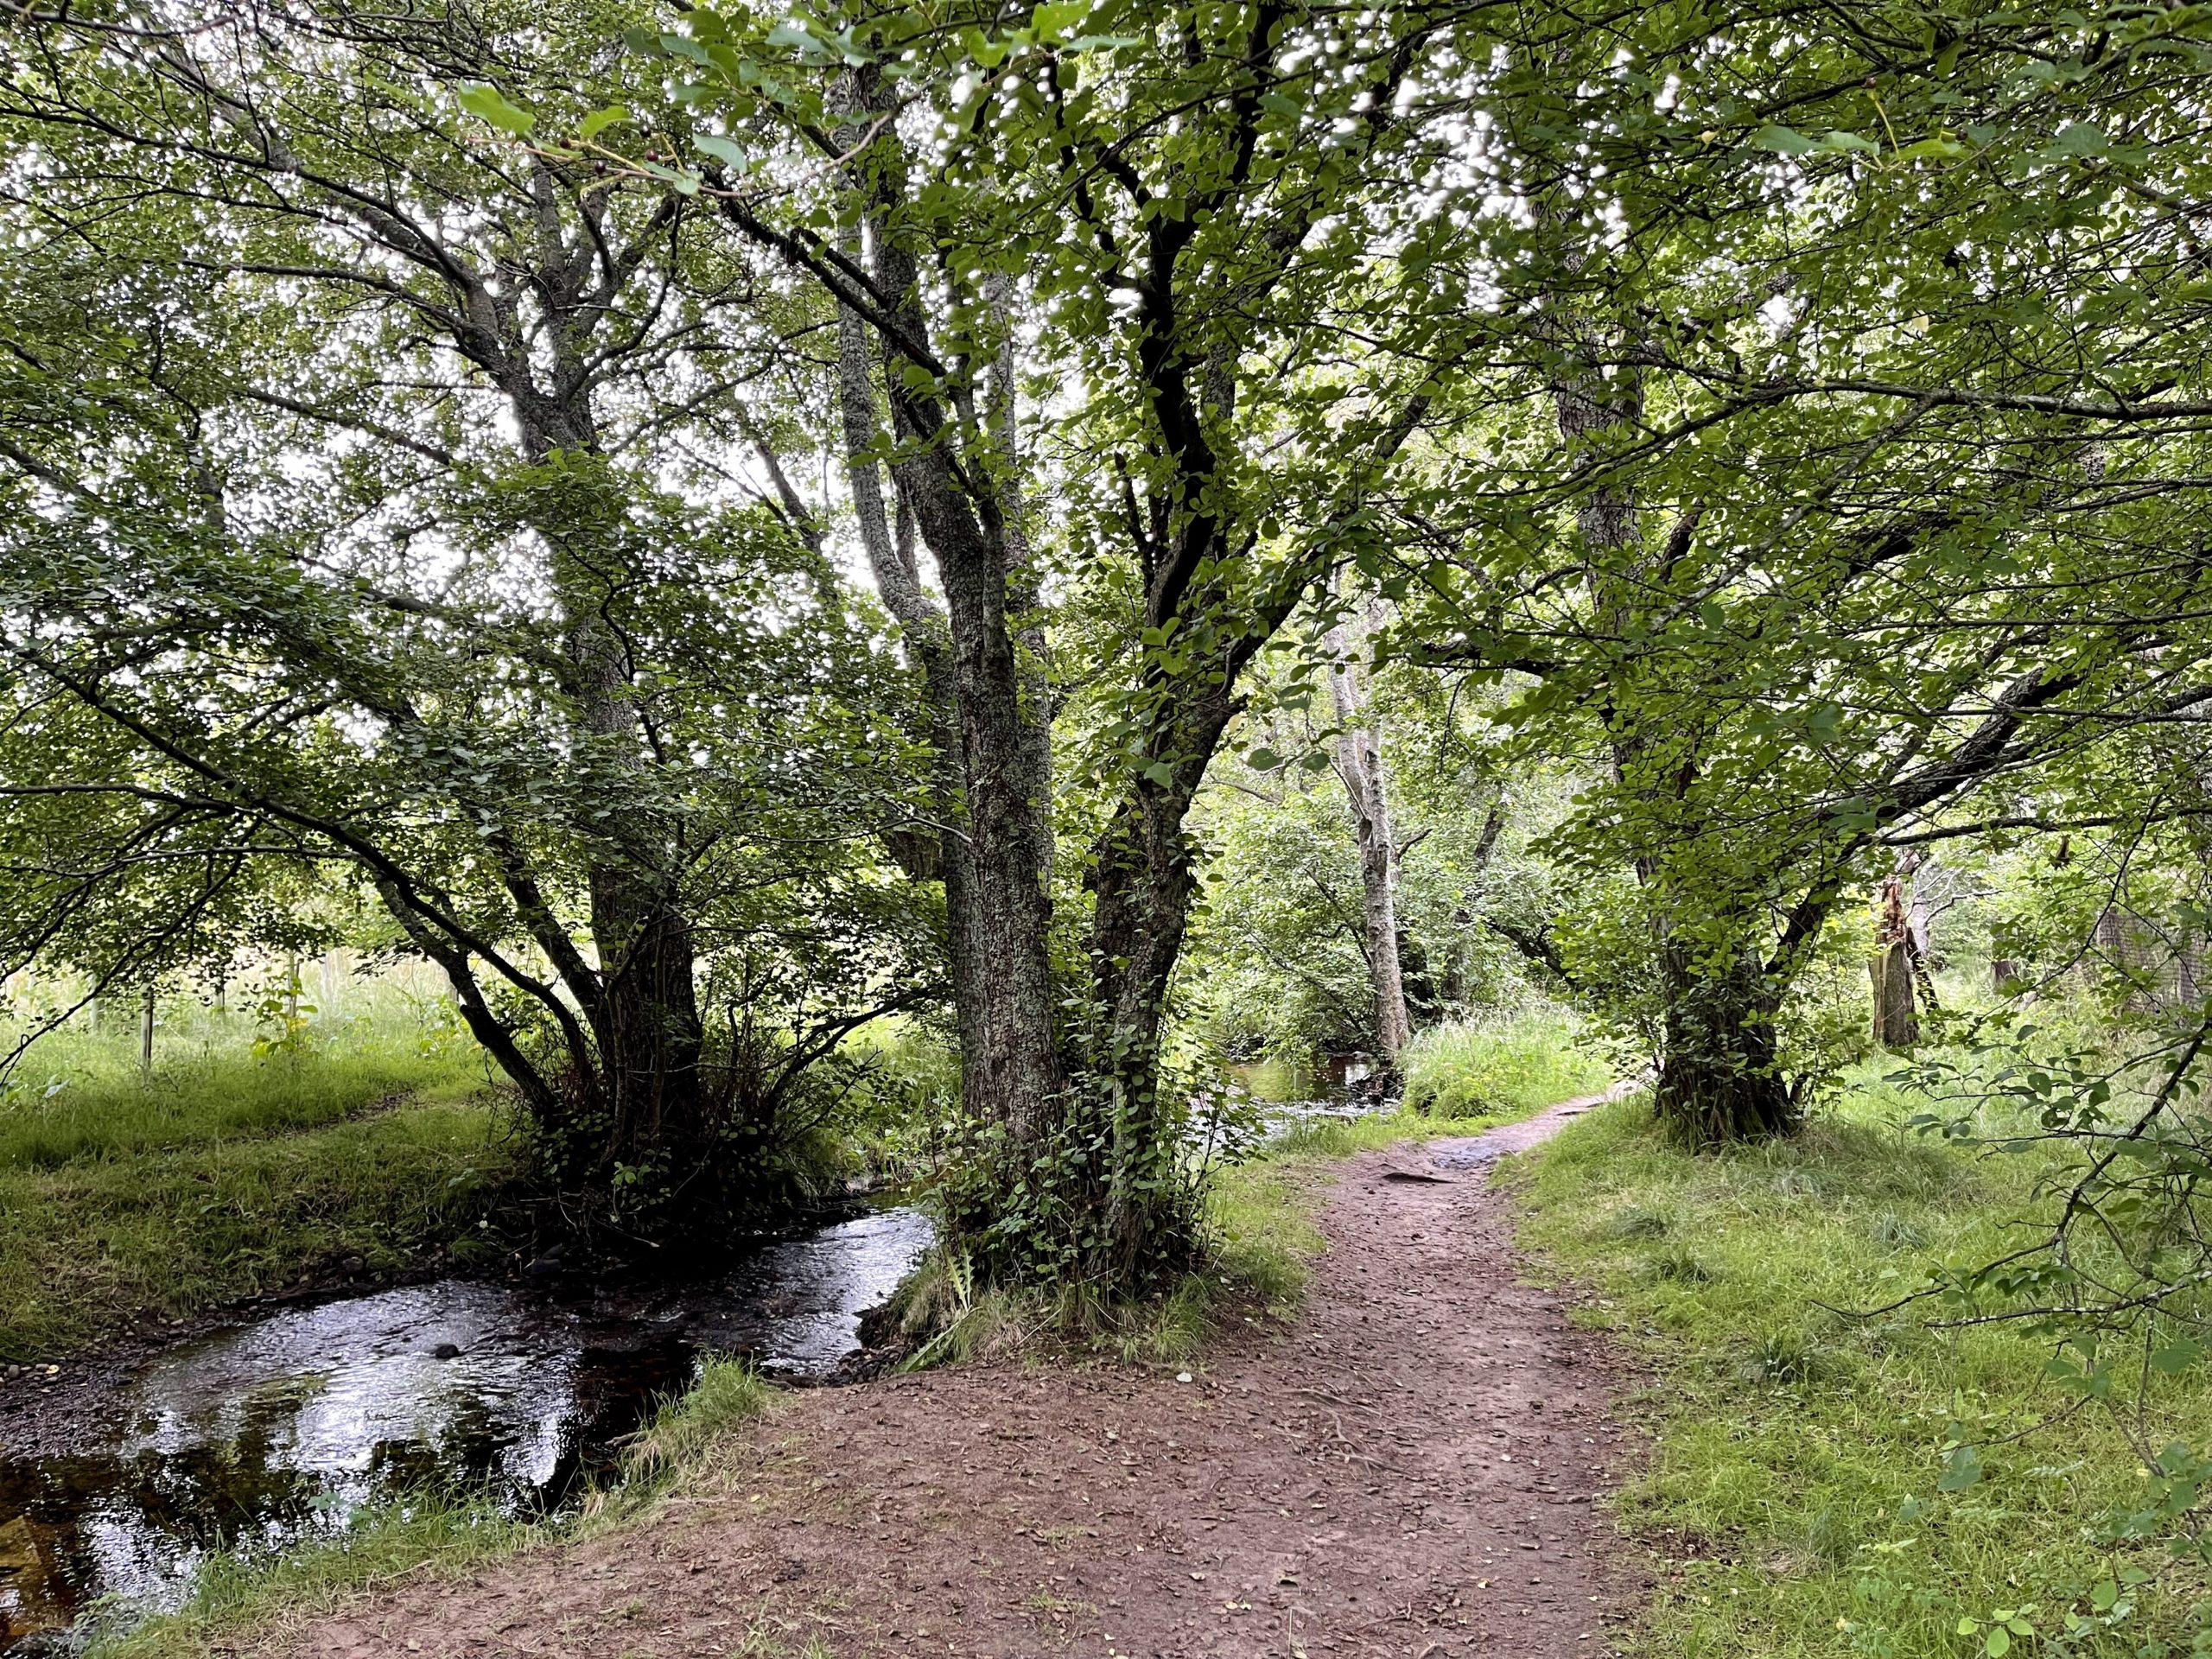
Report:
1514,1080,2212,1659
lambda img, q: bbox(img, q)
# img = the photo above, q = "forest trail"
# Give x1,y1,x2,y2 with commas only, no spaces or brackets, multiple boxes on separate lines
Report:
267,1096,1637,1659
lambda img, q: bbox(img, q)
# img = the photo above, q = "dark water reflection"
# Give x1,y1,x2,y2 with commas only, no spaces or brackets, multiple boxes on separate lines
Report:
0,1205,931,1651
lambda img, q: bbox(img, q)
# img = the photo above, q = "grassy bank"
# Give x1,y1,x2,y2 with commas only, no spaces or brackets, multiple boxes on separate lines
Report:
0,1002,519,1361
1515,1078,2212,1659
90,1358,775,1658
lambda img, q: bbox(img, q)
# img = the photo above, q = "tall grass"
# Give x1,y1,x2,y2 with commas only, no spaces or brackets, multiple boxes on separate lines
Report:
1514,1075,2212,1659
1400,1009,1610,1119
0,986,518,1360
1,988,483,1170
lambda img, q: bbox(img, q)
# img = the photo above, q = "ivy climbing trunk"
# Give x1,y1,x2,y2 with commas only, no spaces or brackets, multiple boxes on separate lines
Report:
1649,938,1799,1142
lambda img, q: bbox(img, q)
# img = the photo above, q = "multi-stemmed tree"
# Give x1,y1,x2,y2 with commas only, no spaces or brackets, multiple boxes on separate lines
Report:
0,0,940,1232
1395,1,2212,1143
589,0,1489,1282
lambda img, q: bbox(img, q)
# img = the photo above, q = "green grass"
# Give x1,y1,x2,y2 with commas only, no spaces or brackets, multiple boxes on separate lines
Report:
88,1355,775,1657
86,1490,539,1659
0,1001,519,1360
620,1356,777,1482
1401,1011,1611,1119
0,999,477,1169
1513,1077,2212,1659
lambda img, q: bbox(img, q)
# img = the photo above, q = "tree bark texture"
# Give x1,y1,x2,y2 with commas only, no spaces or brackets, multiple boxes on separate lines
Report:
1870,942,1919,1049
842,72,1068,1156
1326,617,1412,1067
1649,941,1799,1144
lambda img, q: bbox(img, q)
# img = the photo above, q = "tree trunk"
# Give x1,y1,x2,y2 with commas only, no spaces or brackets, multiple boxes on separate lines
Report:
1326,617,1412,1068
833,221,1008,1130
858,171,1068,1155
1089,760,1213,1288
1542,205,1807,1149
138,984,155,1074
1651,944,1797,1145
1872,872,1919,1050
550,508,708,1190
1870,943,1919,1048
508,381,711,1207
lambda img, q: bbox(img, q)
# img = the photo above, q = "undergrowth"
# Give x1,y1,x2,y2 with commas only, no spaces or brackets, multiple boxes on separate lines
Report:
1513,1076,2212,1659
1402,1010,1611,1119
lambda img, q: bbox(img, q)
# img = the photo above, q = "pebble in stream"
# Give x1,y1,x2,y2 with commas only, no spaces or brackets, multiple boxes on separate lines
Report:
0,1206,932,1652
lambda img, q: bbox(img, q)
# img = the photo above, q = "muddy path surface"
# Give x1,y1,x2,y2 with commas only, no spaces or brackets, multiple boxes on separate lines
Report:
261,1096,1640,1659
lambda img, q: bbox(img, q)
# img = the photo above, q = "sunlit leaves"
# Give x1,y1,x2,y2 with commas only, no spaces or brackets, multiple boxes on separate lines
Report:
454,82,534,136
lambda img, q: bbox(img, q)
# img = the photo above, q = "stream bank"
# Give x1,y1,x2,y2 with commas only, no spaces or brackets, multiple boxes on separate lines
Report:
242,1093,1639,1659
0,1205,932,1651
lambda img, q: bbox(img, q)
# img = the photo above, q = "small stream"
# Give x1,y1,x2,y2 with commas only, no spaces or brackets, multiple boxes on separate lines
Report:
0,1205,932,1652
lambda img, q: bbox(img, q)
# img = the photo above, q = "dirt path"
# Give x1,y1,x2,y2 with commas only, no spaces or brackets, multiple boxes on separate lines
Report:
265,1096,1637,1659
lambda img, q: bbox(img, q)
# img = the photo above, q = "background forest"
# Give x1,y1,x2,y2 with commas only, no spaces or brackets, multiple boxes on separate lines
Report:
5,0,2212,1655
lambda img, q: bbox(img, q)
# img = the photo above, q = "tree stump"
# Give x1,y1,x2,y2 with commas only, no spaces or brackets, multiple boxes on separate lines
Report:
1871,941,1919,1049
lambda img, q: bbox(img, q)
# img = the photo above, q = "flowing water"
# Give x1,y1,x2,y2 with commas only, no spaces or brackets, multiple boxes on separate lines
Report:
0,1205,932,1652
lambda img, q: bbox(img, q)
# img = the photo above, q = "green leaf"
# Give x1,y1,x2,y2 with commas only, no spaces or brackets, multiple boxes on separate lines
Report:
766,21,834,60
1939,1443,1985,1491
640,161,702,196
2043,122,2109,159
1027,0,1090,35
694,134,750,171
577,105,630,143
1141,761,1174,787
1752,124,1817,156
455,83,535,137
1985,1627,2010,1657
2150,1337,2204,1376
1246,747,1284,772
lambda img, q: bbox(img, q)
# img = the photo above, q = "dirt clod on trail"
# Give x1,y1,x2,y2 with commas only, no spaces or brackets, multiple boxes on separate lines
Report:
269,1096,1638,1658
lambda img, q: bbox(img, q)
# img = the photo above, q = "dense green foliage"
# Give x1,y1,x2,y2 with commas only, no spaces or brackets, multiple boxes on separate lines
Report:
1400,1014,1609,1121
5,0,2212,1640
